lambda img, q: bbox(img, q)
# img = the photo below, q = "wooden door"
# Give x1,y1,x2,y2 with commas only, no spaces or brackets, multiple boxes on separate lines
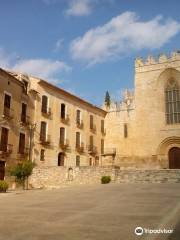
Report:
169,147,180,169
0,127,9,152
0,161,5,180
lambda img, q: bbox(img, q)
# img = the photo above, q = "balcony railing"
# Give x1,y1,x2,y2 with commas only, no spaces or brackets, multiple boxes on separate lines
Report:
61,114,70,125
41,107,52,118
88,145,97,155
59,139,70,151
101,148,116,156
76,142,84,154
0,143,13,155
76,119,84,129
20,115,30,126
90,124,96,133
39,134,51,145
2,107,14,120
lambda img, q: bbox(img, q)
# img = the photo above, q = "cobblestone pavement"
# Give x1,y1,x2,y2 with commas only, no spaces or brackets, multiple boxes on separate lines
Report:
0,183,179,240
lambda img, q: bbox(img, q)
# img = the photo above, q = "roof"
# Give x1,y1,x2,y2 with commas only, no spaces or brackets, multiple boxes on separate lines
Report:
39,79,107,116
0,68,24,87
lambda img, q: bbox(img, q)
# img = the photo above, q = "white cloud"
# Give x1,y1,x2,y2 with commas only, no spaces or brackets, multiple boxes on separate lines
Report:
12,59,71,84
70,12,180,65
65,0,92,16
0,48,71,84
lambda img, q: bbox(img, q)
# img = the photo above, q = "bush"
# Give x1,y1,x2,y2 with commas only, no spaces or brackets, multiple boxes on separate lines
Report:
0,180,9,192
10,161,35,189
101,176,111,184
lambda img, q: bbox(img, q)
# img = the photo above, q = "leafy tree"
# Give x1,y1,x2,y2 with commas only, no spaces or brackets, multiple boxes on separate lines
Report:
10,161,35,189
104,91,111,107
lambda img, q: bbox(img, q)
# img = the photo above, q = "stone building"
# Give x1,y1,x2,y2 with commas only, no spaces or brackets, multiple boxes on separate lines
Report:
0,68,34,180
0,50,180,182
104,51,180,169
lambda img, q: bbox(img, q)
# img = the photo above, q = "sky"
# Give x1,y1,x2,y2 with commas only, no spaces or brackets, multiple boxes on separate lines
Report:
0,0,180,106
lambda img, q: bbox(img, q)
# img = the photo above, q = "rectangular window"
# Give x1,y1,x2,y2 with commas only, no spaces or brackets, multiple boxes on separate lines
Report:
40,122,47,141
101,139,104,154
90,135,93,147
40,149,45,161
165,89,180,124
60,127,65,144
3,94,11,117
76,132,80,148
21,103,27,123
90,115,93,129
124,124,128,138
76,155,80,167
101,120,105,133
61,103,66,119
41,95,48,113
0,127,9,152
76,110,81,124
19,133,25,154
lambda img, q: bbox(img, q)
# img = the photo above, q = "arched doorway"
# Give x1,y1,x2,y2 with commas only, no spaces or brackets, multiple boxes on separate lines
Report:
169,147,180,169
0,161,5,180
58,152,65,166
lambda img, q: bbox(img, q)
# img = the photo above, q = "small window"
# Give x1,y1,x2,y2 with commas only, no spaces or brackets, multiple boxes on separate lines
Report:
76,132,80,148
90,115,93,129
40,149,45,161
76,155,80,167
60,127,65,144
90,135,93,147
101,120,105,133
76,110,81,124
124,124,128,138
0,127,9,152
101,139,104,154
21,103,27,122
4,93,11,109
19,133,25,153
41,95,48,113
40,121,47,141
61,103,66,119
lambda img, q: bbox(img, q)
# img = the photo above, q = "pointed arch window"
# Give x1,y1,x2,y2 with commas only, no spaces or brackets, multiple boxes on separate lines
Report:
165,78,180,124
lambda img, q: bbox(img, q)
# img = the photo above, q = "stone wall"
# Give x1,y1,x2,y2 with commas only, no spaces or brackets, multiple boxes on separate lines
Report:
29,167,180,189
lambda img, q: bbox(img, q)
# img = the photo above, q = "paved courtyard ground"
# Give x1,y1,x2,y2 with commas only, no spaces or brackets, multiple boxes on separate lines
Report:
0,183,179,240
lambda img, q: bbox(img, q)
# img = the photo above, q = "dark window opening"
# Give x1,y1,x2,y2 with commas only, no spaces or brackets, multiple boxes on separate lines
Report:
41,95,48,114
19,133,25,154
61,103,66,119
76,155,80,166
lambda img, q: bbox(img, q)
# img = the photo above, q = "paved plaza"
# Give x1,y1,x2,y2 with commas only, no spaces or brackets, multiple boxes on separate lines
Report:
0,183,180,240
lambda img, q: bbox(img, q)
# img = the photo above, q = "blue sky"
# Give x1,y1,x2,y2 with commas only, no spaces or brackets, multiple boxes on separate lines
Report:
0,0,180,106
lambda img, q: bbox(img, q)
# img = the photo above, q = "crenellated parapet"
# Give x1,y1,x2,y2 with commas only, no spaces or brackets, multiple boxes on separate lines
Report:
135,51,180,68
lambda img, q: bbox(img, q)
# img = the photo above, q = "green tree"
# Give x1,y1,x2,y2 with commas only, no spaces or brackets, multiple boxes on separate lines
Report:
10,161,35,189
104,91,111,107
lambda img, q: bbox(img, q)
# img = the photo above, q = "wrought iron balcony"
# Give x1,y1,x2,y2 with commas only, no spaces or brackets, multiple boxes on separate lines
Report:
0,143,13,155
2,107,14,120
90,124,96,133
76,142,84,154
76,119,84,129
88,145,97,155
59,139,70,151
41,107,52,118
39,134,51,145
61,114,70,124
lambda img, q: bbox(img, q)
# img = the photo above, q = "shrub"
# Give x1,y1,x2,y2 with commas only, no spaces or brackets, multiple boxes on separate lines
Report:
0,180,9,192
10,161,35,189
101,176,111,184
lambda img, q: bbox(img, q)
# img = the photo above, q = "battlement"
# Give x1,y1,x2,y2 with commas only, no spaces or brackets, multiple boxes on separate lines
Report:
135,51,180,68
